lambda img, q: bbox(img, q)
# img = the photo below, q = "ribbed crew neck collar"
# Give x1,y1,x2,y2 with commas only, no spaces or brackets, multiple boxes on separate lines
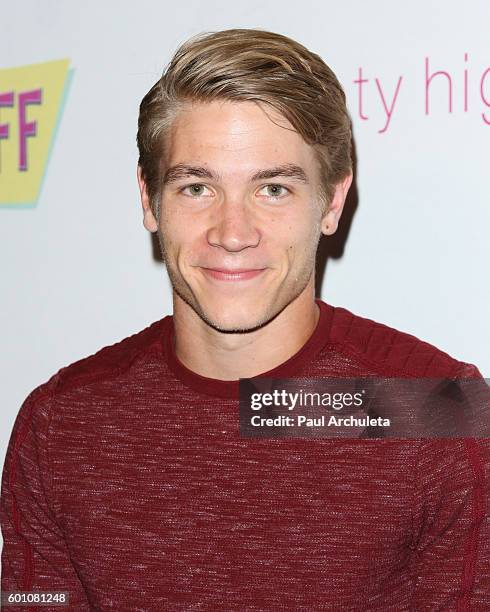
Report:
162,299,334,399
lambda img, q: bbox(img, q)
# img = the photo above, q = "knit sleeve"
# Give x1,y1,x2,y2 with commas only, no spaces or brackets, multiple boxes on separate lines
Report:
410,437,489,609
0,382,91,611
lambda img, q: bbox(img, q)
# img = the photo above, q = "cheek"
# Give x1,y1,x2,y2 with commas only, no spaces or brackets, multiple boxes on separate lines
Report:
282,213,321,260
160,227,207,276
160,210,196,254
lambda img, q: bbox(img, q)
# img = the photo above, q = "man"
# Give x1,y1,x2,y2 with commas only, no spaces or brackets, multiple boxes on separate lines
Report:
1,28,488,611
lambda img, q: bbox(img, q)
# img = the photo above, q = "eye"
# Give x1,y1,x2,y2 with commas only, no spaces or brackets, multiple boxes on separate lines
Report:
258,184,291,199
180,184,213,197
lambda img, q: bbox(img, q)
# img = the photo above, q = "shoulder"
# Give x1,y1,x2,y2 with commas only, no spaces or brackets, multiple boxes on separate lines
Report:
33,316,170,400
325,302,481,378
4,318,171,468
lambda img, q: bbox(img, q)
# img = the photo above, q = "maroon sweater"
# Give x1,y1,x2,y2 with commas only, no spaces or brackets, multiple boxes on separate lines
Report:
1,300,488,611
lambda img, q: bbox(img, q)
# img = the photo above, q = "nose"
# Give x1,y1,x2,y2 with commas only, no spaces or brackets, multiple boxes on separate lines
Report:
206,199,261,252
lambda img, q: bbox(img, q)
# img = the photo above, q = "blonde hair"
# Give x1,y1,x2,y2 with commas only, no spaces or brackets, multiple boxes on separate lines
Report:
137,28,352,219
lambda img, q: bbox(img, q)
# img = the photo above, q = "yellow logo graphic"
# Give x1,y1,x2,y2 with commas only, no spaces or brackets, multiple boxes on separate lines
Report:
0,59,72,207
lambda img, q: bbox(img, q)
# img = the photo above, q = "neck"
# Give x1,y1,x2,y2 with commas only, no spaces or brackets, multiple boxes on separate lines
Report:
172,283,320,381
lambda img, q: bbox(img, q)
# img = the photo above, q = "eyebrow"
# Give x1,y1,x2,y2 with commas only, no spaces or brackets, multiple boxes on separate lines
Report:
162,163,309,186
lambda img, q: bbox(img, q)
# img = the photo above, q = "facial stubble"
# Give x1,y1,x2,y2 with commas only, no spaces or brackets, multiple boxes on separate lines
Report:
156,214,323,334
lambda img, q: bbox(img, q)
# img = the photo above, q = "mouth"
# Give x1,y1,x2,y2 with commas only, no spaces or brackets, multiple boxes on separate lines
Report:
200,267,267,282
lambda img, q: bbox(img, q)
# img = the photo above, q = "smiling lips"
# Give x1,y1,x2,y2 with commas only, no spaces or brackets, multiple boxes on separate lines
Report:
200,267,266,281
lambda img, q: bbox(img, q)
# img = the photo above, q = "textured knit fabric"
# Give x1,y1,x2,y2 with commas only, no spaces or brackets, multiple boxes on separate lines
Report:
1,299,488,611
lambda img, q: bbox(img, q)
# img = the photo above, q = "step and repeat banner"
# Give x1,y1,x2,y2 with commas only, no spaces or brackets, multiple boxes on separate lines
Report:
1,2,489,471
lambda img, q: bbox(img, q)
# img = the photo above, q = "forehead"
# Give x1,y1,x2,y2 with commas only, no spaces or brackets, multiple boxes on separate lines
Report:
165,100,319,179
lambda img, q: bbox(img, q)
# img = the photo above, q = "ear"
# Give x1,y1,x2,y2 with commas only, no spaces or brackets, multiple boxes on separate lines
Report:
320,171,353,236
137,165,158,233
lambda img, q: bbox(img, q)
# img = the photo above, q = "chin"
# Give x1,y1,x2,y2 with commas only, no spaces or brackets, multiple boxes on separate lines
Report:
197,298,280,334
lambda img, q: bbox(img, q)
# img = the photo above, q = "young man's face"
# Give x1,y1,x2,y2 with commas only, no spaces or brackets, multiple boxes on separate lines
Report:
139,100,350,332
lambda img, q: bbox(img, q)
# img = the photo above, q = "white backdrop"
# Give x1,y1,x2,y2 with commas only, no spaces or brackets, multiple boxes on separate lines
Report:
1,1,489,501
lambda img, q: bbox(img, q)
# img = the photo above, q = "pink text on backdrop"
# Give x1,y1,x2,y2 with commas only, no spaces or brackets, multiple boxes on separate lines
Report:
353,54,490,133
0,88,43,171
